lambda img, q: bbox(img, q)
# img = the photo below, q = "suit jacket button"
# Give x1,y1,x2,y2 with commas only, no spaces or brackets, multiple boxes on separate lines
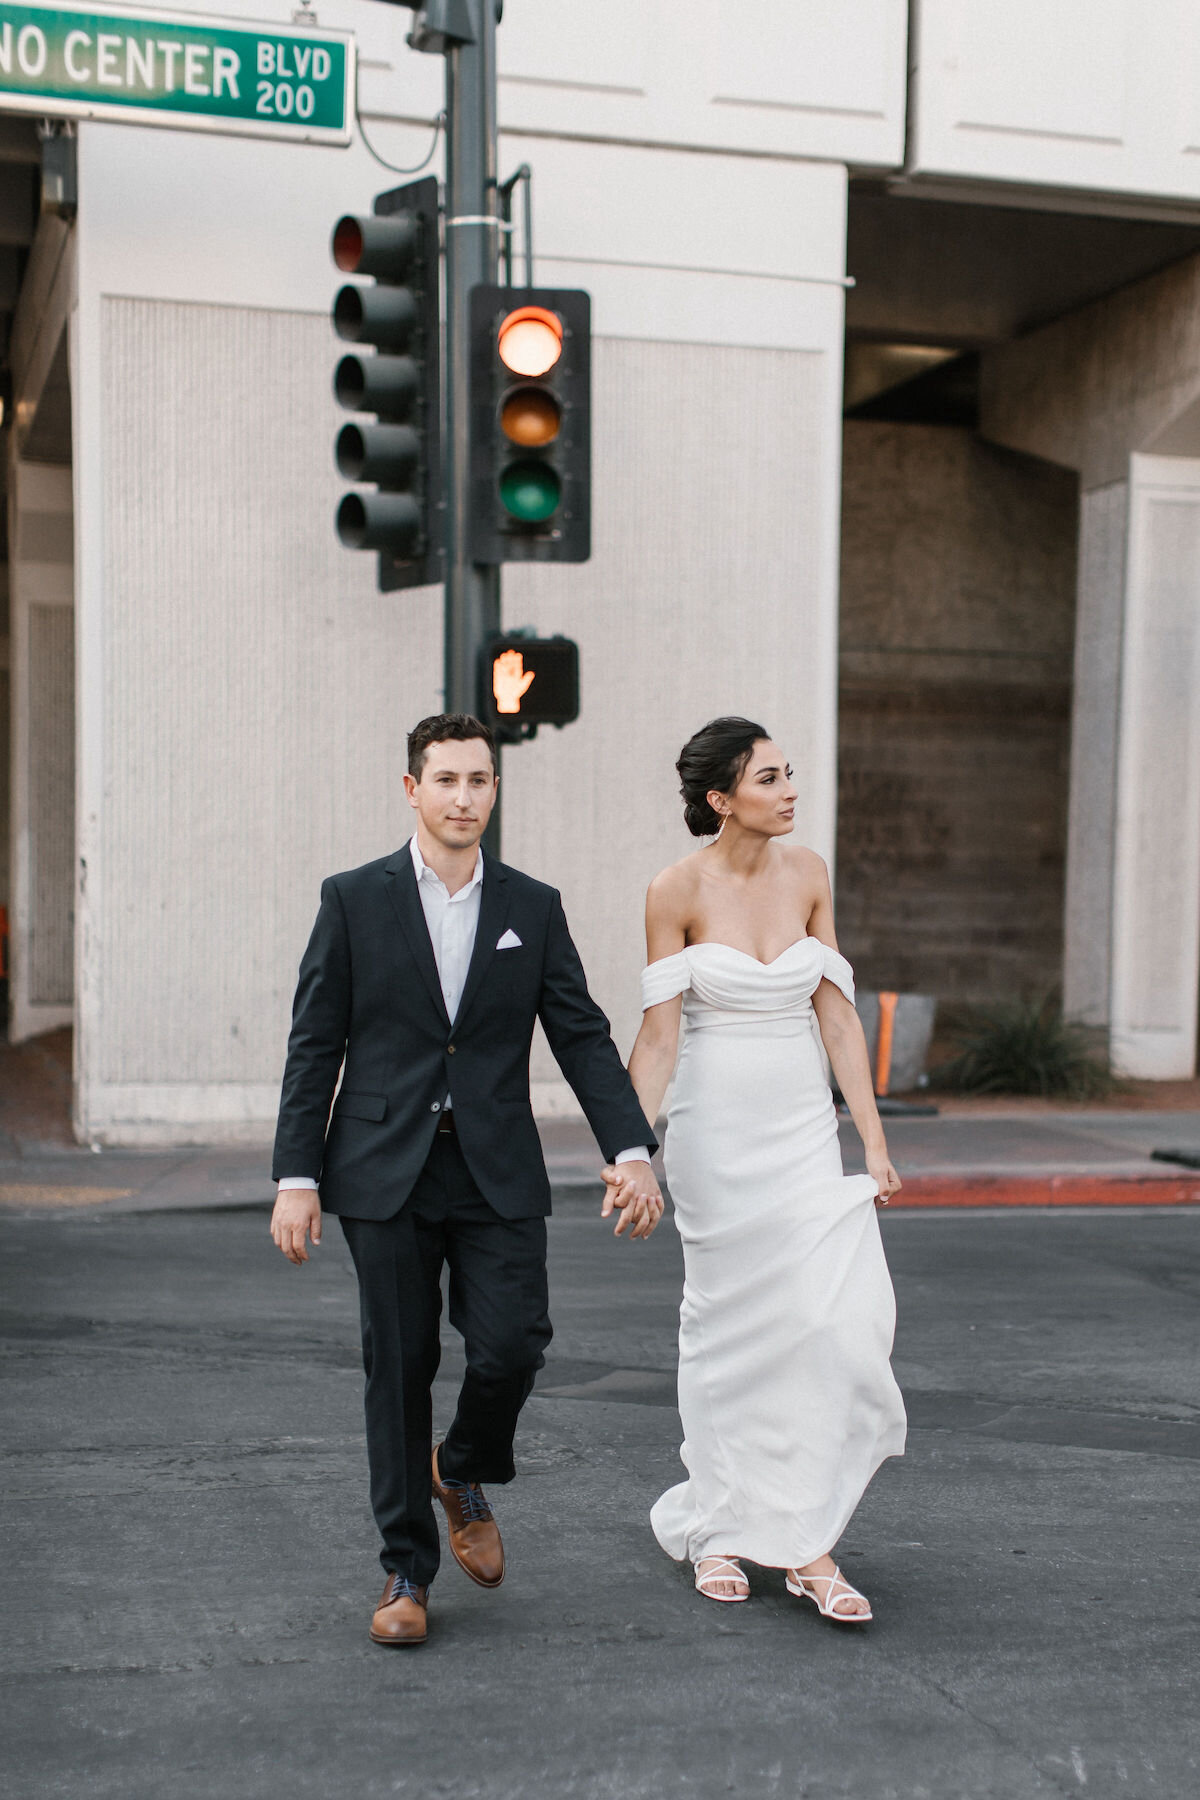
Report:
430,1101,441,1113
447,1044,456,1054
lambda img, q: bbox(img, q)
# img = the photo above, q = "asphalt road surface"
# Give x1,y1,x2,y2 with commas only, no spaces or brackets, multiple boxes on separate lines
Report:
4,1197,1199,1799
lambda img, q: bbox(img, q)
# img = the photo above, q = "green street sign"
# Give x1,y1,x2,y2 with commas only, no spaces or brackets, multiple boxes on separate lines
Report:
0,1,354,143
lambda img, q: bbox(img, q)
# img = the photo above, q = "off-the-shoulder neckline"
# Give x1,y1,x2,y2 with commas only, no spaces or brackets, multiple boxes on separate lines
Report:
649,937,818,971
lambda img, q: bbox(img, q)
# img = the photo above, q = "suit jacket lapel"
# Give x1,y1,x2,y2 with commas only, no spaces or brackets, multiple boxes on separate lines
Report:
383,848,451,1029
453,852,510,1030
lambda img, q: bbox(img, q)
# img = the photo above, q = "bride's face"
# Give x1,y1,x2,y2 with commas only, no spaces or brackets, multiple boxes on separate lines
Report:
714,739,797,837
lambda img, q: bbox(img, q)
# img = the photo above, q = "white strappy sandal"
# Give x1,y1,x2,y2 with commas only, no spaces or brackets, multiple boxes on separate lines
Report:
694,1557,750,1603
785,1564,873,1623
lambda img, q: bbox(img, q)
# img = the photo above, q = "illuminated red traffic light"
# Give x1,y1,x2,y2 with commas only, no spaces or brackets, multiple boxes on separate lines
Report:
497,306,563,377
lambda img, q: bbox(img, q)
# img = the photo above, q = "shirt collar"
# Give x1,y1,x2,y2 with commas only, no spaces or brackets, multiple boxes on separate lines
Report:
409,833,484,895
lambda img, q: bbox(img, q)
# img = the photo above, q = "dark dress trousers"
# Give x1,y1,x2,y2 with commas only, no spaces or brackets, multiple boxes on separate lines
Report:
272,845,656,1583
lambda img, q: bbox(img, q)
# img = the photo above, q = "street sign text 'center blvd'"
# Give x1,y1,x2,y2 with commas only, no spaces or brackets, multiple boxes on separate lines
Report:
0,0,354,142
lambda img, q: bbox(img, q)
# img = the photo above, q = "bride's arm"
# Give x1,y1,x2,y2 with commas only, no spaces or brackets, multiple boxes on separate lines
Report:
622,871,686,1145
628,999,682,1133
806,863,902,1206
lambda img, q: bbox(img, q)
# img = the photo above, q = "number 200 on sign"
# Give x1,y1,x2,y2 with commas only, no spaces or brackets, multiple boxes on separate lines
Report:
255,38,330,119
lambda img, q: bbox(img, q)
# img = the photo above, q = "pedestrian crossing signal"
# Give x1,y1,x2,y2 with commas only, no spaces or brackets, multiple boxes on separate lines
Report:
480,635,580,743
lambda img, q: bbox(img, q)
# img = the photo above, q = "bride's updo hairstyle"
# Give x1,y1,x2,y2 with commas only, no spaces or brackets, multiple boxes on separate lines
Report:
677,716,768,837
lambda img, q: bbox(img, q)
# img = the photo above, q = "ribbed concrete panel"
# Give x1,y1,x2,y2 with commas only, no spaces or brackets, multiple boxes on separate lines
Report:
28,604,75,1005
1110,458,1200,1076
1063,481,1127,1027
501,336,833,1083
97,297,441,1088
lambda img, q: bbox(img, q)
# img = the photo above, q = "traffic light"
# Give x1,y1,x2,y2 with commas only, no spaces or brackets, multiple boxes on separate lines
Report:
469,286,590,564
332,175,442,591
480,634,580,743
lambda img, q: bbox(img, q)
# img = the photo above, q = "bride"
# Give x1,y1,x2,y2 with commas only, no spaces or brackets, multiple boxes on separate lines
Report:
609,717,907,1622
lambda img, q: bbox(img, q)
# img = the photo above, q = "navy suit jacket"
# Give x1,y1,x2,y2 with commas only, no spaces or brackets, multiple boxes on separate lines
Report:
271,845,656,1220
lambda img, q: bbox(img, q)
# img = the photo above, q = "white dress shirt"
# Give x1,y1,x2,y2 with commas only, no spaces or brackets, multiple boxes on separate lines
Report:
278,835,649,1191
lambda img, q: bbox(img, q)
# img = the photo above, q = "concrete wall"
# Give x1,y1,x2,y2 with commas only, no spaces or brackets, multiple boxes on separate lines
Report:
982,254,1200,1075
837,422,1078,1006
7,459,74,1043
66,1,853,1140
911,0,1200,207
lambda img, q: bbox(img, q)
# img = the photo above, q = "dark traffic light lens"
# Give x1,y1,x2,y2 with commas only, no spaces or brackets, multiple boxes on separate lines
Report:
336,422,420,485
332,213,420,279
499,461,561,522
334,284,419,349
500,386,562,448
497,306,563,377
334,353,420,417
332,217,364,272
336,491,421,553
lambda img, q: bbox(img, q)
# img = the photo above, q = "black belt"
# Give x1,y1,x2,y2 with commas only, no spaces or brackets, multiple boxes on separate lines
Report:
435,1108,457,1136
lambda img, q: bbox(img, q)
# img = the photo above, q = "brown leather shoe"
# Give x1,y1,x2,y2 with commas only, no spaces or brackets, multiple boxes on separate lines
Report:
369,1574,428,1646
432,1443,505,1587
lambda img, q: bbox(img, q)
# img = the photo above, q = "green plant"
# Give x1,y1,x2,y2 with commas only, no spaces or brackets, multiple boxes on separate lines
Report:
930,997,1116,1100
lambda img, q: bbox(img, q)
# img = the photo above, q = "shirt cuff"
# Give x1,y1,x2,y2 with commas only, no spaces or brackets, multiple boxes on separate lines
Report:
277,1177,319,1192
613,1146,651,1166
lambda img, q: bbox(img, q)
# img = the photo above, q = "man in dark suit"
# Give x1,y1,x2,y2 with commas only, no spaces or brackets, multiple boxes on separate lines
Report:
270,713,661,1647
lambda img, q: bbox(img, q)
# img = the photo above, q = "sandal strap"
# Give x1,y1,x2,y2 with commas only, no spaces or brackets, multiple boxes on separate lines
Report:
789,1565,868,1613
695,1557,748,1588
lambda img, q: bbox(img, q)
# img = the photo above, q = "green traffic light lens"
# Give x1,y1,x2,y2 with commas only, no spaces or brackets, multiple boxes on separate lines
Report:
499,461,561,522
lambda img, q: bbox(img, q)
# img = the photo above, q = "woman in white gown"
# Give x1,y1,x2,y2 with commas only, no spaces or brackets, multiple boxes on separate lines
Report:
610,717,907,1621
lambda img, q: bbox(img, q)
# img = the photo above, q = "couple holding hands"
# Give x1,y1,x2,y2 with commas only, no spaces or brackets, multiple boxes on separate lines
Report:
271,711,906,1647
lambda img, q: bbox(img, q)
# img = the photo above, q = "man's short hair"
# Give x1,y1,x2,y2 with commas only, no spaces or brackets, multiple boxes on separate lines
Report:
407,713,497,779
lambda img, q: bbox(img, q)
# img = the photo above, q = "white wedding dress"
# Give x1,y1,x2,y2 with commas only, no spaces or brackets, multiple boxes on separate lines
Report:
643,939,907,1570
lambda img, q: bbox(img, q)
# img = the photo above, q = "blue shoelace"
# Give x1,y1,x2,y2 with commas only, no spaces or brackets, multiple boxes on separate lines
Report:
442,1476,493,1524
384,1575,423,1606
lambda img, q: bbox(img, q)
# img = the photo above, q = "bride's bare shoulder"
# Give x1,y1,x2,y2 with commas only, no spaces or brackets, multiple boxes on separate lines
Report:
646,852,705,912
778,840,831,892
778,840,828,872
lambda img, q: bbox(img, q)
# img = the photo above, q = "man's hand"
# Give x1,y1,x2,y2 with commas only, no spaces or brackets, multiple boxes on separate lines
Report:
271,1189,323,1264
600,1162,663,1240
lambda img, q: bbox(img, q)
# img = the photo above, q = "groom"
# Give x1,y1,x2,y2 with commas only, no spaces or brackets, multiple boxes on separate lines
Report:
270,713,661,1646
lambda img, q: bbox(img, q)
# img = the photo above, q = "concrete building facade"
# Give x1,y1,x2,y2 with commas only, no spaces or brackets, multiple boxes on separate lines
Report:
3,0,1200,1142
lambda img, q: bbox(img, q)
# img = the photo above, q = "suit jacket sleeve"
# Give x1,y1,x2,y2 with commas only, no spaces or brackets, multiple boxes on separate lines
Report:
537,892,658,1162
271,879,352,1183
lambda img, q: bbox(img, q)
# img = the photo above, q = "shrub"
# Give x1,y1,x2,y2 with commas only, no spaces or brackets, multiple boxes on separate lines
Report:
930,997,1116,1100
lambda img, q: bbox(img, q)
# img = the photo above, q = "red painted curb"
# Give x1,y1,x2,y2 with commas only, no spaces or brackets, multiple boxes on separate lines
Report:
889,1175,1200,1209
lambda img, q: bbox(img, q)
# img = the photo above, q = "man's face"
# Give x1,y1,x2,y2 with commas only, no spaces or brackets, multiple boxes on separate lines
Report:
403,738,498,851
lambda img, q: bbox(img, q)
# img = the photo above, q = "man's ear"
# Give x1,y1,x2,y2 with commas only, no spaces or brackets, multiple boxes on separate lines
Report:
403,772,419,805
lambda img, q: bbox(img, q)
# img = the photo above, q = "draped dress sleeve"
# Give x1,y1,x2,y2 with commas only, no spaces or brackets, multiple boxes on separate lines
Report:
641,950,691,1010
817,944,857,1005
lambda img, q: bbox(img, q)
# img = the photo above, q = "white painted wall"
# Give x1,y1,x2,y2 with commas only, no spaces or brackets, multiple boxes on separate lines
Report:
63,2,854,1140
911,0,1200,208
1109,457,1200,1079
496,0,907,168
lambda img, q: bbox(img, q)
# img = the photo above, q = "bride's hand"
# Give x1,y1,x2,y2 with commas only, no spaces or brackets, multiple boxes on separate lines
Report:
600,1165,663,1239
866,1151,901,1207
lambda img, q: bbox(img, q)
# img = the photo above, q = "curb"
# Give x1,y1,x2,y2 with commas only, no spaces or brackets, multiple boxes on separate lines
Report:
889,1175,1200,1209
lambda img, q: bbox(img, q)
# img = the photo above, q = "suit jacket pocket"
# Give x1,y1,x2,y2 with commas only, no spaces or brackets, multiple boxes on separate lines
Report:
334,1091,387,1122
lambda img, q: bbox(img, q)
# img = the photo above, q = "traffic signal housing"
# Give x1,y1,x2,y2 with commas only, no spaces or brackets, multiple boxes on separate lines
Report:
332,175,442,591
469,286,590,564
480,634,580,743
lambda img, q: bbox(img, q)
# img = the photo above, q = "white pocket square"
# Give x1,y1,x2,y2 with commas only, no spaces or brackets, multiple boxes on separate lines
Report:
496,928,523,950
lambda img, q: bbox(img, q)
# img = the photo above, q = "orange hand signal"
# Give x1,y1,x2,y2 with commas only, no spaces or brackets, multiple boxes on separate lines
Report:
493,648,536,715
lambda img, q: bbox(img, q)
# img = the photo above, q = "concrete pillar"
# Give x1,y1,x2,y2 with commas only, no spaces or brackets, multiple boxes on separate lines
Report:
1062,480,1127,1029
1107,455,1200,1078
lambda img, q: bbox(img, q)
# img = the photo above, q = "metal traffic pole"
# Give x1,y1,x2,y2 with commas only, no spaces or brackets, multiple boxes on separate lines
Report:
441,0,503,854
